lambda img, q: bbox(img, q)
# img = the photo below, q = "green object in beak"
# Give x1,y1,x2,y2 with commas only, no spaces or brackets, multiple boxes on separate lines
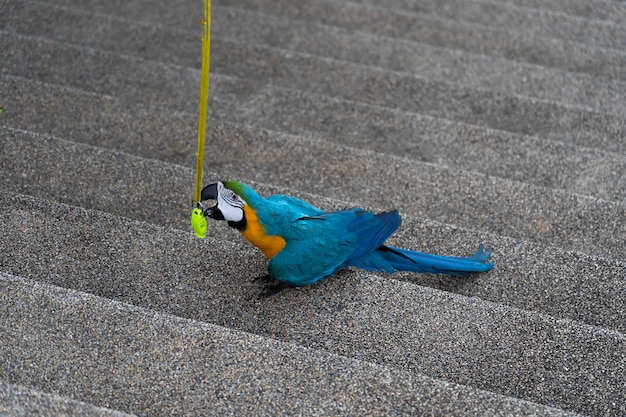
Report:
191,207,207,239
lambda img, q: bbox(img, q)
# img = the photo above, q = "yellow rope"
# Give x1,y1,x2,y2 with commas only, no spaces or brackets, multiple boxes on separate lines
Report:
194,0,211,203
191,0,211,238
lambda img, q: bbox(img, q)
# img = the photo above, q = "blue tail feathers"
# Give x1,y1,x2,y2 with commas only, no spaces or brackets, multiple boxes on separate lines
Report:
363,245,494,275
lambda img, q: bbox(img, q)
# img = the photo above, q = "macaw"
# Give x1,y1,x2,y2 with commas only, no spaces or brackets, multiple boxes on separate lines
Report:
200,181,493,293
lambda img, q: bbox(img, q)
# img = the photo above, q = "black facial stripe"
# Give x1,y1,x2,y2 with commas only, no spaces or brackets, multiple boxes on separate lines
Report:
228,217,247,231
205,206,225,221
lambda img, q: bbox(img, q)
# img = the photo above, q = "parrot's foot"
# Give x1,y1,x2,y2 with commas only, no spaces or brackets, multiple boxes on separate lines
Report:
252,274,295,298
259,282,295,298
252,274,274,283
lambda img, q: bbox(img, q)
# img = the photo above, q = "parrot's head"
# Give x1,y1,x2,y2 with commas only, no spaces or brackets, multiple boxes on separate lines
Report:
200,181,286,258
200,181,249,229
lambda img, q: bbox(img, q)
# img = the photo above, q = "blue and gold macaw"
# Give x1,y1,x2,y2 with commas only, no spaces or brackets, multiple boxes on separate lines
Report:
200,181,493,292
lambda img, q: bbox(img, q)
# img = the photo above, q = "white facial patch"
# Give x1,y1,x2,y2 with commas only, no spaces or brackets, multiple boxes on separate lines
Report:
217,182,246,222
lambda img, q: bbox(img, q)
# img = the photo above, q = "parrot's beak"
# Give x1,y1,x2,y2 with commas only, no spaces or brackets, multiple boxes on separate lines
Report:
201,183,219,201
204,205,225,221
200,183,225,220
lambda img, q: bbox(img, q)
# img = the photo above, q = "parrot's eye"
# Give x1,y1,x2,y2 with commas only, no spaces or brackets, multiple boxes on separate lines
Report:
222,188,244,208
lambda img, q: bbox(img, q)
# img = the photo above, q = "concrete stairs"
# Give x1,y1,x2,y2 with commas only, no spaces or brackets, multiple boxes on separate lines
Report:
1,0,624,415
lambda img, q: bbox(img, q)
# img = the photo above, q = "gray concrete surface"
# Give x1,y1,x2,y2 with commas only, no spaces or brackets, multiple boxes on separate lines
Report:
0,382,135,417
1,272,587,417
212,0,626,80
0,0,624,415
0,192,624,417
1,128,625,335
4,76,626,201
5,1,626,114
3,93,625,260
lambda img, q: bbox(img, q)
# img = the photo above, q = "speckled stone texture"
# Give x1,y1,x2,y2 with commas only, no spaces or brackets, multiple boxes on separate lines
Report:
3,271,593,416
0,382,135,417
1,0,625,415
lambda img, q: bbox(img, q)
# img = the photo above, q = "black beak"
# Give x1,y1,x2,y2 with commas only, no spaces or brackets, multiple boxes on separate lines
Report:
204,205,225,221
199,183,225,221
201,183,219,201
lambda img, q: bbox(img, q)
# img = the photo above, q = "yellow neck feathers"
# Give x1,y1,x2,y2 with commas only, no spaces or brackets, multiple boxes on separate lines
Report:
240,205,286,259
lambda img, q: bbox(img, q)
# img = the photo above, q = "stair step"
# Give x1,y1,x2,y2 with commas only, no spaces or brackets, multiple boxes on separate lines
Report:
2,127,626,334
2,126,626,333
219,0,626,80
32,0,626,80
488,0,626,25
212,6,626,114
3,73,626,207
0,194,623,416
2,23,625,145
350,0,626,50
0,381,135,417
3,87,625,261
0,272,586,416
4,0,625,115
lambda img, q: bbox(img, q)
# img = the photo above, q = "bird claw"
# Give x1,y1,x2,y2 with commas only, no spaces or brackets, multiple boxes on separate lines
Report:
258,282,295,298
252,274,274,283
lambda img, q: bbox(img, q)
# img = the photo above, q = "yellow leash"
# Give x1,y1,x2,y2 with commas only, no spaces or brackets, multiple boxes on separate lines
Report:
191,0,212,238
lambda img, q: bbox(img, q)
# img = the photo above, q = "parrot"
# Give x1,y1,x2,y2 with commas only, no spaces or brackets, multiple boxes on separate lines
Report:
199,180,493,294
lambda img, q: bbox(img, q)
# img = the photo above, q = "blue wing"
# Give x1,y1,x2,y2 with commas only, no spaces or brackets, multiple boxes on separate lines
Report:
268,208,402,285
340,210,401,268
